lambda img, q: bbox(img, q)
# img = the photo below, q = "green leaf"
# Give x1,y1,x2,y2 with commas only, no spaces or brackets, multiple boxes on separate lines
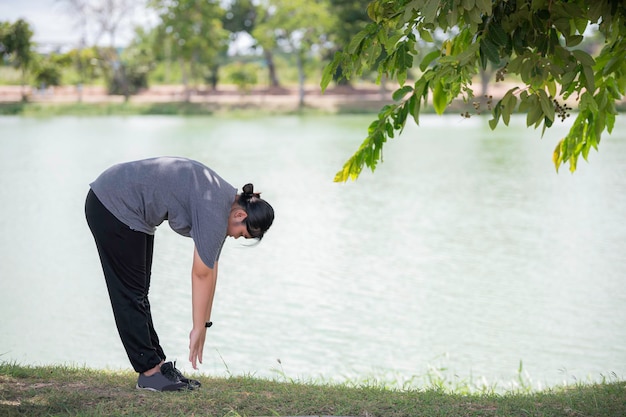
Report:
321,52,341,92
546,80,557,98
489,100,501,129
502,88,518,125
346,28,370,55
420,50,440,71
480,38,500,65
553,140,563,171
392,85,414,101
467,7,483,24
422,0,440,24
572,49,595,67
432,80,448,115
582,64,595,93
394,100,411,132
565,34,583,47
403,0,420,22
408,94,420,125
603,54,624,76
526,100,543,127
475,0,492,13
537,89,555,122
394,42,413,86
462,0,475,11
418,28,434,42
488,21,508,47
606,112,616,133
454,42,480,66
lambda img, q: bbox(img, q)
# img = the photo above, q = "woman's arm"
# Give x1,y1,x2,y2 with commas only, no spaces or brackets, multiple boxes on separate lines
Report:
188,246,218,369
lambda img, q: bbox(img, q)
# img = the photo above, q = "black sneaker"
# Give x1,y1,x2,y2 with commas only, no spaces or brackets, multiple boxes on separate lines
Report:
136,363,187,392
171,361,202,389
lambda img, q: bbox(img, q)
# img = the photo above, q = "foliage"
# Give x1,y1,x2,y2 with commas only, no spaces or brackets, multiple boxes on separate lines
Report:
64,46,102,86
327,0,371,46
32,57,65,87
0,19,34,97
0,21,10,56
253,0,337,105
227,61,260,92
322,0,626,181
326,0,372,85
151,0,229,92
225,0,283,87
0,19,33,67
252,0,336,58
106,27,157,95
223,0,258,35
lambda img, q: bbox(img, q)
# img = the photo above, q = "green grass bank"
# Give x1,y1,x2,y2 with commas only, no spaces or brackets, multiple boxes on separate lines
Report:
1,363,624,417
0,101,284,117
0,101,384,117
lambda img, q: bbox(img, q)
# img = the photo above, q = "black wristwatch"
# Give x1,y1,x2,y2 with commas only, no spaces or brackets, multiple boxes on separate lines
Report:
205,321,213,328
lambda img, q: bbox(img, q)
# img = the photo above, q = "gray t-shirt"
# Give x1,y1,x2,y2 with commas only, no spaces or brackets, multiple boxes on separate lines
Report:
90,157,237,268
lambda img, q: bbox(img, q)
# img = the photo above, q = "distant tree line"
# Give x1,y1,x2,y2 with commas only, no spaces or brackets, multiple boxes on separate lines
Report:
0,0,373,104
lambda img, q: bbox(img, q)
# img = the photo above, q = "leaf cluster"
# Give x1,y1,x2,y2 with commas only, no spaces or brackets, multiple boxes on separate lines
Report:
322,0,626,181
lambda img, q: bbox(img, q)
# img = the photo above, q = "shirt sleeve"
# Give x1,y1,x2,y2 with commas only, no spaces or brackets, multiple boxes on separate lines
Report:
190,204,228,269
189,181,237,268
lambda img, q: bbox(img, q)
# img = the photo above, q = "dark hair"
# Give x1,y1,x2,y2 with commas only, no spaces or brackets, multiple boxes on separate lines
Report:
237,183,274,240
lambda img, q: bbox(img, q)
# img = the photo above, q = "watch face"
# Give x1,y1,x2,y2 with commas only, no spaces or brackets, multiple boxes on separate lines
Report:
205,321,213,328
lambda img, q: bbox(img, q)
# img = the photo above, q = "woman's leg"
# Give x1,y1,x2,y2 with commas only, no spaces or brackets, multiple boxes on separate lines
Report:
143,234,166,361
85,189,163,374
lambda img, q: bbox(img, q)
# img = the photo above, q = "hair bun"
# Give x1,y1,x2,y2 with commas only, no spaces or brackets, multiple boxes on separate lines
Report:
242,183,254,195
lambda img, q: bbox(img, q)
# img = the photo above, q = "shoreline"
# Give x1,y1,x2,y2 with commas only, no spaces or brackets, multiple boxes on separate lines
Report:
0,84,398,113
0,82,528,113
1,83,623,116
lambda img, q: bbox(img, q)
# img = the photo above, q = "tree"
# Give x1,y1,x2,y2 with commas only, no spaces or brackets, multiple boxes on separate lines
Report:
151,0,229,99
0,19,34,101
253,0,337,107
58,0,90,101
111,27,155,95
65,46,102,95
59,0,143,100
322,0,626,181
0,21,10,54
224,0,281,88
32,53,72,90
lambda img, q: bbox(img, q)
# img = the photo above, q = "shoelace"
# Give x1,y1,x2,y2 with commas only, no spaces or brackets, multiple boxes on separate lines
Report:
171,361,186,381
161,365,181,382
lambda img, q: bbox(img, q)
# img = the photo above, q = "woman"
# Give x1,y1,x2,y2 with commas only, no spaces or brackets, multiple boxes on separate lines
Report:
85,157,274,392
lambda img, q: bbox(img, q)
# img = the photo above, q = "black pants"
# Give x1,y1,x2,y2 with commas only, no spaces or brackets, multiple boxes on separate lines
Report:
85,189,165,373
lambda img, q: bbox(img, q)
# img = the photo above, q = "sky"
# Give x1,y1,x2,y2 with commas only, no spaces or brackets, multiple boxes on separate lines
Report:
1,0,156,49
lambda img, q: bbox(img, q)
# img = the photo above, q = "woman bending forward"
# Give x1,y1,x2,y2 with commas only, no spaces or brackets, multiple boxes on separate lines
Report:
85,157,274,392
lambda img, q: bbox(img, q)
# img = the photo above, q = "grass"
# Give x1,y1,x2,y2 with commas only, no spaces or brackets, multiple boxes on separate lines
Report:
0,101,355,117
0,362,624,417
0,102,220,117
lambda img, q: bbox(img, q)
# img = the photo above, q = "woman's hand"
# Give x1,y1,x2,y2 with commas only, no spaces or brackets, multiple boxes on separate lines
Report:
189,327,207,369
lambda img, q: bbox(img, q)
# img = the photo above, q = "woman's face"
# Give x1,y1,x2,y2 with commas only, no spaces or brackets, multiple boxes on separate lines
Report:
227,208,251,239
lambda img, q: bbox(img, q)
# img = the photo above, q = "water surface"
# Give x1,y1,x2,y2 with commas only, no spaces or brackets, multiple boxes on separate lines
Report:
0,114,624,390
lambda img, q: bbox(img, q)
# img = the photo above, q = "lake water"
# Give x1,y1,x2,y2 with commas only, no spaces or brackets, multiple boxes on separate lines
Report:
0,113,624,391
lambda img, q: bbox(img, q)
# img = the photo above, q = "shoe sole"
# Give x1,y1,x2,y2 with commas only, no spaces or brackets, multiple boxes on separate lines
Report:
136,383,187,392
136,384,160,392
